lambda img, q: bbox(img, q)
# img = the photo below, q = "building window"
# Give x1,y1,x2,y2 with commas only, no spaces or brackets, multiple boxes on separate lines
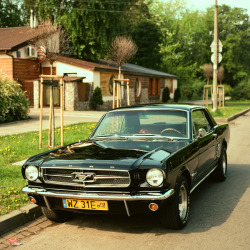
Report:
149,78,160,97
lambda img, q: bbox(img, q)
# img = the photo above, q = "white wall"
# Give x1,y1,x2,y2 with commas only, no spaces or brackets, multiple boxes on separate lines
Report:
41,61,96,83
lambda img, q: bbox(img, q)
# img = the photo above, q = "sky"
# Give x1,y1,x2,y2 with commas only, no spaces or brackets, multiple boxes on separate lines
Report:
186,0,250,14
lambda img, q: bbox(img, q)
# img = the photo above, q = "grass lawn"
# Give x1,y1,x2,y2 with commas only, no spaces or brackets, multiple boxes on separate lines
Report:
0,122,96,216
208,100,250,118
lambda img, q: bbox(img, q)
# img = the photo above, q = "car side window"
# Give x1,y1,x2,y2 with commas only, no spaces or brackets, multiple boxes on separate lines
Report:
192,110,211,137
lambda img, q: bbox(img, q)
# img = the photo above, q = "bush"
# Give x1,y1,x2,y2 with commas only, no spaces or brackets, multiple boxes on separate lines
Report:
180,83,193,100
231,78,250,100
174,88,181,102
90,87,103,110
0,77,29,123
162,87,170,103
223,84,233,96
191,80,204,98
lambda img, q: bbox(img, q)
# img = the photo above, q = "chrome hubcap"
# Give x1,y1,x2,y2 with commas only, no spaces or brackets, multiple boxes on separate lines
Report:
179,184,188,220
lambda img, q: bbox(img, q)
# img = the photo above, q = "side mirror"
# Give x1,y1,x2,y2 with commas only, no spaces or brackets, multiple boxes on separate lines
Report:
198,128,206,137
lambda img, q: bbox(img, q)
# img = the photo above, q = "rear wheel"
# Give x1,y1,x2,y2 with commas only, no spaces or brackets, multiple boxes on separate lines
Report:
41,207,73,223
212,147,227,182
159,176,190,229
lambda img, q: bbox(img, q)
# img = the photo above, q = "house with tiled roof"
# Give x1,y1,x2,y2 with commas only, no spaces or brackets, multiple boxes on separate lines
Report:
0,22,178,110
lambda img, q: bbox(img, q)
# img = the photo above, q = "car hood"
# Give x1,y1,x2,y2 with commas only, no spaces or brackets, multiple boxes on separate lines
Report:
26,140,188,170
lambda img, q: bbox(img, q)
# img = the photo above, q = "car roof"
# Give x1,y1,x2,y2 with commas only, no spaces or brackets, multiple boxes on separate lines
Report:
109,104,205,112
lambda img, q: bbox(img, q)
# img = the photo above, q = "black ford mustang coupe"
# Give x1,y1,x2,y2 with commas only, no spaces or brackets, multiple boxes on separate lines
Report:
22,104,230,229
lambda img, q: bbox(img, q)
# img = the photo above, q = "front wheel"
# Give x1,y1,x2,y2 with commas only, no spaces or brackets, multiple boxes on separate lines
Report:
159,176,190,229
41,207,73,223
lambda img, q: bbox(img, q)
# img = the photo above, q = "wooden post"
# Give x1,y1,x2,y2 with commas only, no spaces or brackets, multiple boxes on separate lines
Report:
48,85,53,146
127,81,130,106
60,78,64,146
116,81,119,108
222,86,225,107
112,80,116,109
39,78,44,148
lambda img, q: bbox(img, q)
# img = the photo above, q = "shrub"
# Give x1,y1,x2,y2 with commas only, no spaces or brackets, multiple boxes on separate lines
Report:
191,80,204,98
162,87,170,103
180,83,193,100
90,87,103,110
0,77,29,123
223,84,233,96
174,88,181,102
231,78,250,100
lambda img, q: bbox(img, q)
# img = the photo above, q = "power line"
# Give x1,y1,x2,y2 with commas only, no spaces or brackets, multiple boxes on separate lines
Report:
9,2,146,14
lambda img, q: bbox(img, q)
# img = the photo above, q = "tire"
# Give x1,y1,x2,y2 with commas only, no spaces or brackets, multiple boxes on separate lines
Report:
41,206,73,223
212,147,227,182
159,176,190,229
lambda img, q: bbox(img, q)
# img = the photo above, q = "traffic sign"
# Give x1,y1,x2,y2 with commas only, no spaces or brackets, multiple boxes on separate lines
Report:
210,40,223,53
211,53,222,64
37,46,46,62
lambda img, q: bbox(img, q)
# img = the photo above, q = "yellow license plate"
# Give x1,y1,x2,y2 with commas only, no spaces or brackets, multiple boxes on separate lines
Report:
63,199,108,211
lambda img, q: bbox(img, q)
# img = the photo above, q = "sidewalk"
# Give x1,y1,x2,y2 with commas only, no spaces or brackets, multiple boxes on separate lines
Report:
0,108,106,136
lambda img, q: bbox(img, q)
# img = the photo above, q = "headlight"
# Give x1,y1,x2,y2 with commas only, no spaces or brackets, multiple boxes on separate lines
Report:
146,168,164,187
25,166,39,181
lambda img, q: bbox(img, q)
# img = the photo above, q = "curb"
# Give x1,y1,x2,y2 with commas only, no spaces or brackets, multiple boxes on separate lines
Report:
227,108,250,122
214,108,250,124
0,204,42,236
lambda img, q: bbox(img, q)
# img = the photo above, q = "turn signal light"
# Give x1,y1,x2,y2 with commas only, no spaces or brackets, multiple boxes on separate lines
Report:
149,203,159,211
29,196,37,204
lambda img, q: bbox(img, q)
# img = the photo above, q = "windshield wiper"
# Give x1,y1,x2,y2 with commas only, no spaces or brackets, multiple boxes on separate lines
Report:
129,134,173,141
90,134,128,141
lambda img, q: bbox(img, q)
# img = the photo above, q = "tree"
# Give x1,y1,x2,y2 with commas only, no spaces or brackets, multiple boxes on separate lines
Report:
203,64,213,85
108,36,137,79
174,88,181,102
30,21,69,68
204,5,250,86
131,19,162,70
0,0,26,27
90,87,103,110
30,21,69,147
162,87,170,103
26,0,148,60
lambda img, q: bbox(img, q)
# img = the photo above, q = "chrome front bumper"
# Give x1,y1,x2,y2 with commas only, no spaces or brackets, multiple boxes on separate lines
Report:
22,186,175,216
22,186,174,201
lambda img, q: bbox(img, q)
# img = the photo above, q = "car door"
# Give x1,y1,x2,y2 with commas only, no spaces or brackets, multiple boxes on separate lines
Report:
192,109,217,181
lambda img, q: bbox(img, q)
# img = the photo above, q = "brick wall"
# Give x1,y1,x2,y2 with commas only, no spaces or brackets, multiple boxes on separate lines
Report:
13,59,41,105
0,58,13,79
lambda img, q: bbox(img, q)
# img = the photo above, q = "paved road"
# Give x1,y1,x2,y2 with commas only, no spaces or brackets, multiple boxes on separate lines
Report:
0,109,106,136
1,112,250,250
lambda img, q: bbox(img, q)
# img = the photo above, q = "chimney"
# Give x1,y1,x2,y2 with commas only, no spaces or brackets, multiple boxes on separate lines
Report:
30,10,34,28
34,14,37,28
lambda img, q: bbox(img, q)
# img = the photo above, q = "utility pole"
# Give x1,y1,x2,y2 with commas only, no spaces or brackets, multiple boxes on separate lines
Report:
212,0,218,112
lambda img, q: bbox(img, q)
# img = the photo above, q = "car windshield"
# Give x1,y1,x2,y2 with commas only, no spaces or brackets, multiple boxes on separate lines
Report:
92,109,189,139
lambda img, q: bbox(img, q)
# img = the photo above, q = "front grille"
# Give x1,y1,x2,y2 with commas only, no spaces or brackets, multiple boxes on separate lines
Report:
41,168,131,188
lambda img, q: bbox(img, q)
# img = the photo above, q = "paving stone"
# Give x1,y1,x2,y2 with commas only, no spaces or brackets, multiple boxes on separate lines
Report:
21,231,32,237
38,220,53,229
26,225,41,234
0,243,8,249
13,233,25,240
